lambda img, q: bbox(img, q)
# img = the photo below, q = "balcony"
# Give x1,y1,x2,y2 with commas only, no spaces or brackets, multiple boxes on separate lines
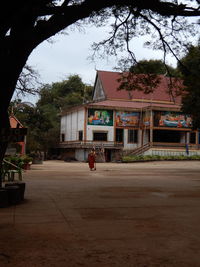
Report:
59,140,123,149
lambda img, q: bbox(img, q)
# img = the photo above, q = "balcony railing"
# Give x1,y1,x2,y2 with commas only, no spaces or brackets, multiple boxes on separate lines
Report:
59,140,123,149
59,140,200,152
152,142,199,150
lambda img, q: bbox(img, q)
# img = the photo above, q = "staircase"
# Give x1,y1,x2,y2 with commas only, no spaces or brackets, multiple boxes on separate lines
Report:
129,143,151,156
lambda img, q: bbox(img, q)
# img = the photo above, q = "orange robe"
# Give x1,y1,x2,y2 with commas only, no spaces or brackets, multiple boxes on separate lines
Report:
88,153,95,169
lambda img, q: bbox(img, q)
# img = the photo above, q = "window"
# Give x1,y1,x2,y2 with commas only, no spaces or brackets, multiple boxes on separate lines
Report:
153,130,180,143
61,134,65,142
79,131,83,141
128,130,138,143
190,132,196,144
93,132,107,141
116,129,124,142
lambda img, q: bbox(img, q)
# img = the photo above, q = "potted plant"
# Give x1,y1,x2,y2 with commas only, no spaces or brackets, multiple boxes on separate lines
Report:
20,155,33,170
4,155,23,168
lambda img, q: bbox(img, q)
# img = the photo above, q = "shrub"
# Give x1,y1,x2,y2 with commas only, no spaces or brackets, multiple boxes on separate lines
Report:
4,154,33,168
122,154,200,162
20,155,33,164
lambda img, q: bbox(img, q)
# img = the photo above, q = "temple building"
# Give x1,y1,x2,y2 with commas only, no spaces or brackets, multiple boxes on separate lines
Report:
59,70,200,162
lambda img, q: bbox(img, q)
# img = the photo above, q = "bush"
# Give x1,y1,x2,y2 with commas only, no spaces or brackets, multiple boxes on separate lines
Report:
4,155,23,168
4,154,33,168
20,155,33,164
122,154,200,162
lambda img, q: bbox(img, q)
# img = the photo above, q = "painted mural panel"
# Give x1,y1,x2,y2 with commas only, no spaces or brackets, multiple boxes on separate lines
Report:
154,111,192,128
116,111,140,127
88,109,113,126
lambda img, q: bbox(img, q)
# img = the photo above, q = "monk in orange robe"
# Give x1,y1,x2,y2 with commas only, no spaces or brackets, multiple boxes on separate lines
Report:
88,150,96,171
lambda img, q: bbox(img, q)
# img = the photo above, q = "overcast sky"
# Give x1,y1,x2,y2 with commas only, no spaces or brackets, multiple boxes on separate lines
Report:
27,24,178,86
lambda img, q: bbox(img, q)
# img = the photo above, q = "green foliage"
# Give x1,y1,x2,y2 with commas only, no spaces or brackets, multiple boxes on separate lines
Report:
4,155,23,168
178,45,200,129
20,155,33,164
4,154,33,168
11,75,93,156
38,75,93,110
37,75,92,109
122,154,200,162
130,60,179,77
117,59,180,94
34,75,93,155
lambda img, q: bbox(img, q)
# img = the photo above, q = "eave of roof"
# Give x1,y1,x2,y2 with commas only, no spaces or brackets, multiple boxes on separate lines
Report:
61,98,181,116
88,100,181,111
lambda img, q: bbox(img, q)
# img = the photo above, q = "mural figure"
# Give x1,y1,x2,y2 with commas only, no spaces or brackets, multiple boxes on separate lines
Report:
88,109,113,126
154,111,192,128
116,111,140,127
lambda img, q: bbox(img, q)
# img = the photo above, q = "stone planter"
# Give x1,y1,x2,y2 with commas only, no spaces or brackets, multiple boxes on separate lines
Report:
5,186,21,205
5,182,26,201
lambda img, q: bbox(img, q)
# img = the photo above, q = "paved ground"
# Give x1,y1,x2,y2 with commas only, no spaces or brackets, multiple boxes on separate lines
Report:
0,160,200,267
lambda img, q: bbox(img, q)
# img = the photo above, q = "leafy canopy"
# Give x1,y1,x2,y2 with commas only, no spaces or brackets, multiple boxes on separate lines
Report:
11,75,93,154
178,45,200,128
129,60,179,77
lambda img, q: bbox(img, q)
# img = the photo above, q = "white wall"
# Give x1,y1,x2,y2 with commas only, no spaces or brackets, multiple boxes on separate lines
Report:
143,129,150,144
180,132,187,143
60,109,85,141
60,116,66,137
75,149,87,161
138,130,142,146
70,112,75,140
87,125,114,141
77,109,85,130
145,148,200,156
123,129,142,150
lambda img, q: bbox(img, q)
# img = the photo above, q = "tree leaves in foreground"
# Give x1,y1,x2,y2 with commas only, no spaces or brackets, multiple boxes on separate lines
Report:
117,59,181,97
129,60,179,77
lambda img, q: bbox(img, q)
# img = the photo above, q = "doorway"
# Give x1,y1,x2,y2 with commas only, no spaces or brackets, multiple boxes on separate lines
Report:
104,149,111,162
116,128,124,143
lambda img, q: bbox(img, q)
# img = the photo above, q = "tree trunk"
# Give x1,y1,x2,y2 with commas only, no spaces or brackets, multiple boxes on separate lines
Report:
0,104,12,187
0,45,31,187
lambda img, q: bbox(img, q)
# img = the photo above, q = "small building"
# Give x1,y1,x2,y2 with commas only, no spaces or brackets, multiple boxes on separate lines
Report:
6,113,27,155
59,70,200,161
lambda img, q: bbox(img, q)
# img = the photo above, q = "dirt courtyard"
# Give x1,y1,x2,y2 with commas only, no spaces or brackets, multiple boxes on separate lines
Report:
0,160,200,266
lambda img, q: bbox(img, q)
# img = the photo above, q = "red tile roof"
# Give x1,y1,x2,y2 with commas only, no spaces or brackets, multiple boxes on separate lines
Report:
9,114,24,128
97,70,183,104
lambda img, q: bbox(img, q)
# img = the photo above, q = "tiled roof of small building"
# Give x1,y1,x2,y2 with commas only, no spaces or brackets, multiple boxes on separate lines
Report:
97,70,183,104
9,113,24,128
